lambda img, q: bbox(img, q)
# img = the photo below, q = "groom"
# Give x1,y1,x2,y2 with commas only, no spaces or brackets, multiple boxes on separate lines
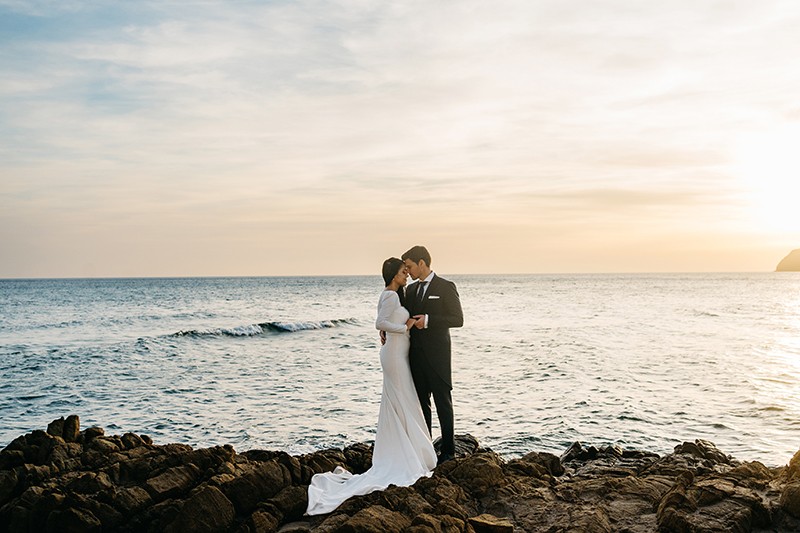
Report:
402,245,463,464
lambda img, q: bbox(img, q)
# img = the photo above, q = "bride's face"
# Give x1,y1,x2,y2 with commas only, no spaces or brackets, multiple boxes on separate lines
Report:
393,266,408,287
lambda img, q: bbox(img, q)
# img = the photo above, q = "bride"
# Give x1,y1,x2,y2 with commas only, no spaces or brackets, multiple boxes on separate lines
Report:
305,257,437,515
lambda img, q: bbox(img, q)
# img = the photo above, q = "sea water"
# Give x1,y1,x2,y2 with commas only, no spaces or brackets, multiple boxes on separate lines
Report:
1,273,799,466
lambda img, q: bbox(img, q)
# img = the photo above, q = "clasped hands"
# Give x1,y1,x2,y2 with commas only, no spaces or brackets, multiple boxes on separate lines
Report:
408,315,425,330
380,315,425,345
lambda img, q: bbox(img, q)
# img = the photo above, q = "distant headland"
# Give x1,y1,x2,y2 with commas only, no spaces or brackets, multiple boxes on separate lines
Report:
776,249,800,271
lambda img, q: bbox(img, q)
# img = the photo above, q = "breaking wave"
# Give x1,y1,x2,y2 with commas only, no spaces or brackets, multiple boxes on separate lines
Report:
172,318,359,338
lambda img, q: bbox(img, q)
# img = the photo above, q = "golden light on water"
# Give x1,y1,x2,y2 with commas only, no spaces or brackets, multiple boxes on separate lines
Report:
732,125,800,234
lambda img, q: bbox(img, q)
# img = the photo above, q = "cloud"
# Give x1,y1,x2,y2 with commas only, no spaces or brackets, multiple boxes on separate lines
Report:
2,0,800,275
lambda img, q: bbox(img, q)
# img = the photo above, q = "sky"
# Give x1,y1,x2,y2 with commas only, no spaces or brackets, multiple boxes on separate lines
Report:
1,0,799,277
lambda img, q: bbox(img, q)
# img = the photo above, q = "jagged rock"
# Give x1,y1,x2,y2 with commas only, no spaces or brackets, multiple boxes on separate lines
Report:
88,436,121,454
121,433,145,450
656,467,773,532
244,508,281,532
46,417,65,438
113,485,152,514
343,442,373,474
561,441,599,463
268,485,309,522
48,506,102,532
83,426,105,442
314,514,349,532
787,449,800,481
145,463,201,500
222,460,287,514
63,415,80,443
0,469,19,505
506,451,564,480
781,481,800,517
68,472,113,494
164,485,235,533
409,512,466,532
340,504,411,532
469,513,514,532
3,418,800,532
674,439,731,465
278,521,313,532
446,452,506,497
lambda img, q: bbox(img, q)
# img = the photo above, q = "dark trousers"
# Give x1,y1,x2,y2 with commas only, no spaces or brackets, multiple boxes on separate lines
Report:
412,366,455,456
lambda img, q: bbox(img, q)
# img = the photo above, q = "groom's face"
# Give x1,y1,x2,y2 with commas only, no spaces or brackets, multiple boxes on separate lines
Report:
404,259,422,280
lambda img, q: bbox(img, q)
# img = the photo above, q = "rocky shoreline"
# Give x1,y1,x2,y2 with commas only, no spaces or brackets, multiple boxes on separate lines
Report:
1,416,799,532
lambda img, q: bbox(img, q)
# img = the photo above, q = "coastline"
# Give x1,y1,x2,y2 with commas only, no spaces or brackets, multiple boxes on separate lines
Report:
2,416,799,532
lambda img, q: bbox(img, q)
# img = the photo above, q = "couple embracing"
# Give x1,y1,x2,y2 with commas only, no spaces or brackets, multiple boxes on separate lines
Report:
306,245,464,515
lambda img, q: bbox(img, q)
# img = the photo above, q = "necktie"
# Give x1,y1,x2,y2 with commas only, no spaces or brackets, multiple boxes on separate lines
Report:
416,281,428,307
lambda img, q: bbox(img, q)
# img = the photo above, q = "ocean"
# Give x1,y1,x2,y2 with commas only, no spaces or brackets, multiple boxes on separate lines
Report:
1,273,799,467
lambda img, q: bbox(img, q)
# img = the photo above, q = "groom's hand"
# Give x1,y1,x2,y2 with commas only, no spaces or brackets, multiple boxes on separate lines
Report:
380,330,386,345
412,315,426,329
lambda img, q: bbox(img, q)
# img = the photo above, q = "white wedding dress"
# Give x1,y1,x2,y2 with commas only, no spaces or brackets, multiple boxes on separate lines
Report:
305,290,437,515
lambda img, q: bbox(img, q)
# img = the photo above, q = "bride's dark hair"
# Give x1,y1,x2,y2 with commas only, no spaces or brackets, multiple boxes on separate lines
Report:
382,257,406,306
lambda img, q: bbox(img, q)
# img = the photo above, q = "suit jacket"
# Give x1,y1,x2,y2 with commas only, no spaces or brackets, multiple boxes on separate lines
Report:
405,274,464,387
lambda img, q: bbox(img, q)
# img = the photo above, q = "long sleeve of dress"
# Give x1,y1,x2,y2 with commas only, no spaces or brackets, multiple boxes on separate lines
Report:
375,291,407,334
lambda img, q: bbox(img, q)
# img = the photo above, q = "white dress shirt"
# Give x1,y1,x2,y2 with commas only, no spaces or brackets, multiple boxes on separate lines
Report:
418,271,435,328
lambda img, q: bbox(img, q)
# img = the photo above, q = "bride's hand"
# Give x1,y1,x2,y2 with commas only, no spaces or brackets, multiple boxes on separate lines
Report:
406,318,417,330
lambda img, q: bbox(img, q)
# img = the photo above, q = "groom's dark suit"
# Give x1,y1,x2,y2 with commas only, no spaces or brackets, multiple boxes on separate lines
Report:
406,274,463,457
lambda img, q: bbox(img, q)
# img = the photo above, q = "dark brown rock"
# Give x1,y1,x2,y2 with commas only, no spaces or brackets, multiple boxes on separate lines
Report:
121,433,145,450
145,463,201,500
113,485,152,514
447,452,506,497
787,449,800,482
781,481,800,518
469,513,514,533
82,498,125,529
222,461,286,514
164,485,235,533
506,451,564,480
0,469,19,505
340,504,410,532
67,472,113,494
63,415,80,443
245,509,281,532
0,449,26,469
268,485,308,523
82,427,105,442
343,442,373,474
674,439,731,465
4,421,800,533
88,437,120,454
47,506,101,532
278,521,313,532
656,467,773,532
46,418,65,439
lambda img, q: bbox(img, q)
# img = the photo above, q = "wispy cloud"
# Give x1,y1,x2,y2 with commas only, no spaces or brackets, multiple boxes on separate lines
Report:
2,0,799,275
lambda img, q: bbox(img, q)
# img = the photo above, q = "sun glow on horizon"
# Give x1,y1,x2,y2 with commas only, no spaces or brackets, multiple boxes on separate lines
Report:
732,125,800,235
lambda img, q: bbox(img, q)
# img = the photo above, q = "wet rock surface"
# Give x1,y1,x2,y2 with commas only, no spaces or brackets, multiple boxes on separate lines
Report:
2,416,799,532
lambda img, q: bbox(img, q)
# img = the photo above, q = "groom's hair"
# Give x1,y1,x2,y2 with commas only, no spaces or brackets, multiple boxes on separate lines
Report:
402,245,431,267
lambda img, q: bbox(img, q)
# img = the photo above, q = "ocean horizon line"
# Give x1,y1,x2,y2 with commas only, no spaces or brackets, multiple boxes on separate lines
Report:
0,270,792,281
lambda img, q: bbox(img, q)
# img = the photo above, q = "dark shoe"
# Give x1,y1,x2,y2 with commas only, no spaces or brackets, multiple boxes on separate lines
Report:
437,453,455,466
